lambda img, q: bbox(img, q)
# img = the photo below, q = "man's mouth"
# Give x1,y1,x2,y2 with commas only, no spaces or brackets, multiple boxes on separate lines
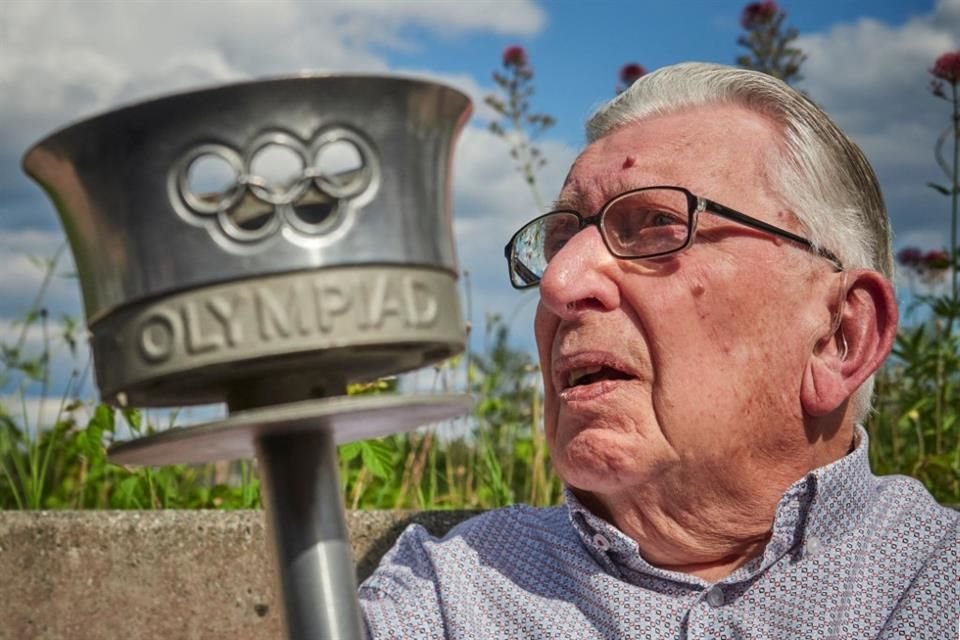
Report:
565,364,634,389
555,356,638,402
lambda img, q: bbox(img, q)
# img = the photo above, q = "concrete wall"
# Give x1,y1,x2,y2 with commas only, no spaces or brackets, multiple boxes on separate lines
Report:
0,510,477,640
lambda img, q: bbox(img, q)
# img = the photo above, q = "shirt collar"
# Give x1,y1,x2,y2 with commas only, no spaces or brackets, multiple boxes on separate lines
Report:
790,425,874,550
565,426,876,584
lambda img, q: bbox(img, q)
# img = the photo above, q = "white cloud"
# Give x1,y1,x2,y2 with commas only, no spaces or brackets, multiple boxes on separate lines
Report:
327,0,544,33
0,310,92,401
0,393,92,436
797,0,960,251
454,129,575,221
0,0,544,152
450,127,577,352
0,391,228,440
395,68,502,122
0,229,83,323
0,0,553,357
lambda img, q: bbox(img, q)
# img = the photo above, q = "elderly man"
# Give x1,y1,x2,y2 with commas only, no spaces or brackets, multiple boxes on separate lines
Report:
359,62,958,638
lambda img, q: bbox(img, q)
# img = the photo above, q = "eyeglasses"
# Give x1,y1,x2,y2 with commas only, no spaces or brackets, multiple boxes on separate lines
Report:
504,185,843,289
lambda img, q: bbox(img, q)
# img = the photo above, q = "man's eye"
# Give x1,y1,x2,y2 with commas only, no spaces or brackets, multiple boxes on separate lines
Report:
544,235,569,259
651,211,683,226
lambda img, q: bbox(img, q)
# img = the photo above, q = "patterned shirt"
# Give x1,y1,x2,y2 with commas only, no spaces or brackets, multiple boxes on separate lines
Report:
359,429,959,639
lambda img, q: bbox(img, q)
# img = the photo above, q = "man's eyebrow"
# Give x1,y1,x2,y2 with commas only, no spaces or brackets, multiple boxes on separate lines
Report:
552,177,643,212
552,187,585,211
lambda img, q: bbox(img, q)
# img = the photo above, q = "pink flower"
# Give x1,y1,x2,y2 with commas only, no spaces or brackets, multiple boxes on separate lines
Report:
930,51,960,85
502,45,528,69
740,0,779,29
619,63,646,87
897,247,923,268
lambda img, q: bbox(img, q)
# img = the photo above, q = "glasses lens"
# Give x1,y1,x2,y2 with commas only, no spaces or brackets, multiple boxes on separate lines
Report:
508,211,580,287
602,188,691,257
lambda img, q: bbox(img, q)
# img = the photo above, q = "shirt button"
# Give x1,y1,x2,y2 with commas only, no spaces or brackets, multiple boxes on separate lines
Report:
592,533,610,551
706,585,725,608
806,536,822,557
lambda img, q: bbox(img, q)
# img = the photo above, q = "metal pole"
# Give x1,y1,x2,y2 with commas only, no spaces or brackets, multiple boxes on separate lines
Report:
256,429,364,640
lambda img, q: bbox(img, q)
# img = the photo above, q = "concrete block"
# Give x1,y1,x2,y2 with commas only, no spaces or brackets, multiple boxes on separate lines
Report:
0,510,477,639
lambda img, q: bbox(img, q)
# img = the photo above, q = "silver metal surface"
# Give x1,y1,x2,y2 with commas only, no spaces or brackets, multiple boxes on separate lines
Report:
22,75,471,326
91,265,465,406
258,430,364,639
24,76,471,409
109,392,472,466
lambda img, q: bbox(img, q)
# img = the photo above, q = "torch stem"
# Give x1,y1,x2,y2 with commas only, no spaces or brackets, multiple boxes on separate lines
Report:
256,429,364,640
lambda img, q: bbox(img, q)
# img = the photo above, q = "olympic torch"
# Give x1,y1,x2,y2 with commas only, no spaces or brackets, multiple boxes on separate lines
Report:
22,75,473,639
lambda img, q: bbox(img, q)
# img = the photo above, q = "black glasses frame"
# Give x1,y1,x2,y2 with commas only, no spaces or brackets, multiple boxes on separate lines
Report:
504,185,844,289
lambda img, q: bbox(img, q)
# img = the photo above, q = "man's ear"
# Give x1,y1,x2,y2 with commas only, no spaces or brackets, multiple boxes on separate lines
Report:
801,270,898,417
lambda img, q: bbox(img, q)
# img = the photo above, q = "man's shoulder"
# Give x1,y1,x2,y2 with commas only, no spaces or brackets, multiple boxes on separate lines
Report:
392,503,573,557
360,504,577,594
451,502,571,532
359,505,591,636
866,473,958,560
871,473,958,525
861,475,959,637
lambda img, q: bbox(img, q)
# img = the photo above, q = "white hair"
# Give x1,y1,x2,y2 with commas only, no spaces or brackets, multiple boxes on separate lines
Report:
587,62,892,421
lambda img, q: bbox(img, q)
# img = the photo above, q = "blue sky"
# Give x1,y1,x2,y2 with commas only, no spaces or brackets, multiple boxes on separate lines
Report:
0,0,956,424
394,0,936,143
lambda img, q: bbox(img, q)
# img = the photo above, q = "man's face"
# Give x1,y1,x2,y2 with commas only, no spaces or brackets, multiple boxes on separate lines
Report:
535,104,839,500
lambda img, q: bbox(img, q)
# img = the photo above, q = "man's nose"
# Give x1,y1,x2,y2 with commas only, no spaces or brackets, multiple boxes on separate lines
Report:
538,225,621,318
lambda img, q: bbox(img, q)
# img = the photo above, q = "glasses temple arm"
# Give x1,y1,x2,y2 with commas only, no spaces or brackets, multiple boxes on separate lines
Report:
705,200,844,270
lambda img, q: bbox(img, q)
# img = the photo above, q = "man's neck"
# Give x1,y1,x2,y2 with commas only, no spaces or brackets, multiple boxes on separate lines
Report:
572,426,856,582
574,482,776,581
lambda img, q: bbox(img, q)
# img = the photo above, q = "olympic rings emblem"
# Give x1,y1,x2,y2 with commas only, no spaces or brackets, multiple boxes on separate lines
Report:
171,127,379,243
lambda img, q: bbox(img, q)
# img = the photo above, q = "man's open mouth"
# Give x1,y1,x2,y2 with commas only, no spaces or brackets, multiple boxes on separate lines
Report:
566,365,634,388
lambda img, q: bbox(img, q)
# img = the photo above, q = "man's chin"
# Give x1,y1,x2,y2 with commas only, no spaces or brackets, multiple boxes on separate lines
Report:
559,427,685,496
554,451,649,497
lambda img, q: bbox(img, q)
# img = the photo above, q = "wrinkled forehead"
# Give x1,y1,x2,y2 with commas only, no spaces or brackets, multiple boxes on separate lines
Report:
555,106,783,211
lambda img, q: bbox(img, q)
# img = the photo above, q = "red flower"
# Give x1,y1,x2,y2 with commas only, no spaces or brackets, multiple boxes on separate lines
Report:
619,63,646,87
923,250,951,270
930,51,960,85
502,45,528,69
897,247,923,268
740,0,779,29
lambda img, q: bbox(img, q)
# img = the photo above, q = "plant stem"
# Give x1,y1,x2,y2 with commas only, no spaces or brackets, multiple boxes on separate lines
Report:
0,464,23,508
529,379,544,505
350,467,370,510
508,65,547,212
2,245,66,382
951,82,959,305
938,83,959,460
935,326,944,456
145,466,157,508
35,311,58,509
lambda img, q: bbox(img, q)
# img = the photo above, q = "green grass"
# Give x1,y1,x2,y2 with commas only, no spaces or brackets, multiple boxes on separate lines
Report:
0,261,955,510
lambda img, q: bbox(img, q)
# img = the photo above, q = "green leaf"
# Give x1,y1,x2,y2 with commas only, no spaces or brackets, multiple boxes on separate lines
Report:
18,359,44,381
121,408,142,433
115,475,143,508
360,439,394,480
339,442,362,463
60,314,78,356
77,421,104,459
89,403,116,434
